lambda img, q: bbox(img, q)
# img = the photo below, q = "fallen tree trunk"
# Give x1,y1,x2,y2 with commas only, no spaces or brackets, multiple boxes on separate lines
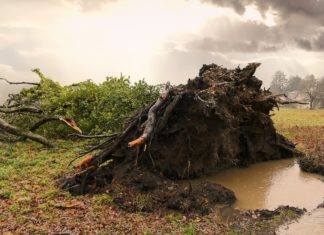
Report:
60,63,303,210
0,117,54,148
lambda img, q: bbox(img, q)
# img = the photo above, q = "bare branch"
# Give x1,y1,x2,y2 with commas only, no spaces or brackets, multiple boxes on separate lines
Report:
0,77,40,86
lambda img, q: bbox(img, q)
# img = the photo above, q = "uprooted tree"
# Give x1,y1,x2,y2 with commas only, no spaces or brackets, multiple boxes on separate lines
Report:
0,63,306,213
0,72,83,147
59,63,303,210
0,69,158,147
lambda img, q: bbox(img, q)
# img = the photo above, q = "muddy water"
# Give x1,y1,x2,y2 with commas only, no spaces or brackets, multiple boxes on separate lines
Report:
188,158,324,210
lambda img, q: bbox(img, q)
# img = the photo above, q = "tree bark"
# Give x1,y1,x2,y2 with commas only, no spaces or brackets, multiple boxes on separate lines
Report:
0,117,54,147
128,87,171,148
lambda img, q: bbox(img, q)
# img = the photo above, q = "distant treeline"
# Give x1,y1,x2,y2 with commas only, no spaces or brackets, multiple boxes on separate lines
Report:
270,71,324,109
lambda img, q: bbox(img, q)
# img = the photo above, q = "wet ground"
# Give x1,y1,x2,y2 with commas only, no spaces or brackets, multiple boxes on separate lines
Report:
187,158,324,211
277,207,324,235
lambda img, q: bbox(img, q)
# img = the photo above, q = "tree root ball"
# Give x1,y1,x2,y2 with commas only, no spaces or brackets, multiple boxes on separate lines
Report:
59,63,303,214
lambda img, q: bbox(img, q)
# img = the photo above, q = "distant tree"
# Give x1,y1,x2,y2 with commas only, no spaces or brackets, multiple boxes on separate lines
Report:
316,77,324,107
270,71,288,94
286,75,302,92
298,75,322,109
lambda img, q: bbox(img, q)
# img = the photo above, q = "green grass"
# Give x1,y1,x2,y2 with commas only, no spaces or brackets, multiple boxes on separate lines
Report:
0,140,84,223
271,108,324,129
271,108,323,166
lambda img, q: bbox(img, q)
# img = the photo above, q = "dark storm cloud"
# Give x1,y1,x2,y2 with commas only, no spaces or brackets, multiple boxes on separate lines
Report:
202,0,324,21
179,17,287,54
295,32,324,51
201,0,324,52
295,38,312,51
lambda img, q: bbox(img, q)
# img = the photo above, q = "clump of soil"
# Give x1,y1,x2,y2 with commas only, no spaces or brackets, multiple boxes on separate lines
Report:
254,206,305,220
165,182,235,214
60,63,303,214
298,156,324,175
104,178,235,215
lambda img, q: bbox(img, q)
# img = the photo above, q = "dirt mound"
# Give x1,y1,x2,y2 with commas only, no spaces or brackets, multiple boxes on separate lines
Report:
60,63,302,213
298,156,324,175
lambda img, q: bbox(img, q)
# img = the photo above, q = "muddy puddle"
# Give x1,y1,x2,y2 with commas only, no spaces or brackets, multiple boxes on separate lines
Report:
186,158,324,211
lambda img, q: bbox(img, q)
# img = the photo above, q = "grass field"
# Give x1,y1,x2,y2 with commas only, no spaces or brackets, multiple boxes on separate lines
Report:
272,108,324,128
272,108,324,158
0,108,323,234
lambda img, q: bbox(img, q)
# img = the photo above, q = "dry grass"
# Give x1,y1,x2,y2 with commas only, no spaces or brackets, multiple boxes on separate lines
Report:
271,108,324,153
271,108,324,174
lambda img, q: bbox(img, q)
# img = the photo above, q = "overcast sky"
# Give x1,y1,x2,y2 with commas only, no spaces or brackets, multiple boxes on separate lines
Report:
1,0,324,102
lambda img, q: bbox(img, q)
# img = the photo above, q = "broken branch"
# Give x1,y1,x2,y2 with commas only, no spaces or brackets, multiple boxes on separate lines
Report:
29,116,82,134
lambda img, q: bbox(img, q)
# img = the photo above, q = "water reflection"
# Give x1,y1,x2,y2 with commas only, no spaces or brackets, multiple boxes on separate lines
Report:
188,158,324,210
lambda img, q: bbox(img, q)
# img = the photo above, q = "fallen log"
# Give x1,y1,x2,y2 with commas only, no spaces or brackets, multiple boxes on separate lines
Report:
0,117,54,148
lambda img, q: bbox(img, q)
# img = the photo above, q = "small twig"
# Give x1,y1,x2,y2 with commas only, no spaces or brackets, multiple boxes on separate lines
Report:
0,77,40,86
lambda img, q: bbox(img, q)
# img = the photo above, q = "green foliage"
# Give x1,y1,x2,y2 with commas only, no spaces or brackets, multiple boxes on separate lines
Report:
3,69,159,136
